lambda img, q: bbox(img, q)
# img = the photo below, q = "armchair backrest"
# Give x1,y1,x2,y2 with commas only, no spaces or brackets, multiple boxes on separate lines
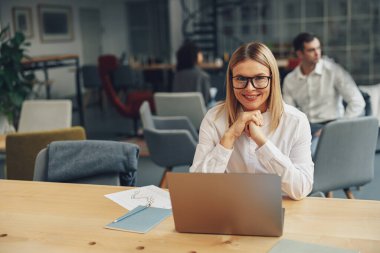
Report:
18,100,72,133
139,101,155,129
81,65,102,88
154,92,206,130
33,140,139,186
139,101,197,168
6,126,86,180
312,116,378,194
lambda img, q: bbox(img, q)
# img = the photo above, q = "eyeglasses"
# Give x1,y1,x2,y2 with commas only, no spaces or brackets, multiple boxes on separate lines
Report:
232,75,271,89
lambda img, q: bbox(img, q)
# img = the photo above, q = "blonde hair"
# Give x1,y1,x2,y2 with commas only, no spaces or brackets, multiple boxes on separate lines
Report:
222,42,283,132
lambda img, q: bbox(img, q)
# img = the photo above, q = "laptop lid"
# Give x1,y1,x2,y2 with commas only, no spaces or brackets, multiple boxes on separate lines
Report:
167,173,283,237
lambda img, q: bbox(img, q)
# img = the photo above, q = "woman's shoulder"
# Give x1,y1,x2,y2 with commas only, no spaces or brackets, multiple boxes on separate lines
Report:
202,102,227,125
206,102,225,117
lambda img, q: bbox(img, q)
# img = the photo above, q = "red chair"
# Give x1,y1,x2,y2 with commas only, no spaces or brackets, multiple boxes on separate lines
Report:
98,55,154,136
98,55,119,81
286,58,301,70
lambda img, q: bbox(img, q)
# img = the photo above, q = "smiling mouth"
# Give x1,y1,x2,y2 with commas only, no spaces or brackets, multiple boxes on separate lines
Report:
243,94,261,101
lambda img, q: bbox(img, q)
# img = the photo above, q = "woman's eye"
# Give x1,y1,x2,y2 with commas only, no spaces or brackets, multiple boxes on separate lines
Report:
237,76,247,82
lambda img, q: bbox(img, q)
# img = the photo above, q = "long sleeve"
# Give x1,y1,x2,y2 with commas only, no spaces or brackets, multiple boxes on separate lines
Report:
334,65,365,118
254,114,314,200
190,109,232,173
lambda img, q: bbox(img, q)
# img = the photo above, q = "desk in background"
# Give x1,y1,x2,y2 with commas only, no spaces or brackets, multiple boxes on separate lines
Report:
132,62,224,92
0,135,5,153
0,180,379,253
22,55,84,127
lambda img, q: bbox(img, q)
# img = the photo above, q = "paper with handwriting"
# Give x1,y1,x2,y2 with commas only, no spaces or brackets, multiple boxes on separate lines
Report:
105,185,172,210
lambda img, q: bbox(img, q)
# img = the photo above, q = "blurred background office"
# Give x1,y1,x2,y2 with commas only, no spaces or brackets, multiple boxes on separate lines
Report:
1,0,380,199
1,0,379,99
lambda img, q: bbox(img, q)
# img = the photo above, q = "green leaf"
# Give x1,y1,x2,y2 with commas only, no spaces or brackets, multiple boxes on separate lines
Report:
0,25,34,118
9,92,24,107
0,25,10,41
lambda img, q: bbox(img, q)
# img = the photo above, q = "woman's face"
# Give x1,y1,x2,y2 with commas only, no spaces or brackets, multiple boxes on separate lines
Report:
232,59,271,112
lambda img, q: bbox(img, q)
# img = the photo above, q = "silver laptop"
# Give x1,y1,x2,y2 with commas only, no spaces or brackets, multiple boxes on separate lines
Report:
167,173,284,237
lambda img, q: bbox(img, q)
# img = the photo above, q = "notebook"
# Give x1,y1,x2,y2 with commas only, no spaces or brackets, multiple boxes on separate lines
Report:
167,173,284,236
269,239,360,253
105,206,172,233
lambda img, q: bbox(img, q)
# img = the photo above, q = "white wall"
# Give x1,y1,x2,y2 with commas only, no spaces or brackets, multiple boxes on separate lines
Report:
168,0,183,64
101,0,129,57
0,0,128,98
0,0,184,97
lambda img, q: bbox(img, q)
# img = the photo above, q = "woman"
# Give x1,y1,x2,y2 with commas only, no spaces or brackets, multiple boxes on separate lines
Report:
190,42,314,200
173,41,211,103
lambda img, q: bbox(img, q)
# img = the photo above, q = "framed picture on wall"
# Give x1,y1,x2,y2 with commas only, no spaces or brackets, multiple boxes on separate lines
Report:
12,7,33,38
38,4,73,42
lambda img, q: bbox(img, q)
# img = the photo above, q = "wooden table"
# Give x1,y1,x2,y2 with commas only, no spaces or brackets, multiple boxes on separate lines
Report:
1,180,379,253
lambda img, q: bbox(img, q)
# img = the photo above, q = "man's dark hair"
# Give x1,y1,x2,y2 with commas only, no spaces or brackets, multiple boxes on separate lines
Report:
176,40,200,71
293,32,318,52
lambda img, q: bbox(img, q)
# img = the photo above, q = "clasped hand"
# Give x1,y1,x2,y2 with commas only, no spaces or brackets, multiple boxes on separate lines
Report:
221,110,267,149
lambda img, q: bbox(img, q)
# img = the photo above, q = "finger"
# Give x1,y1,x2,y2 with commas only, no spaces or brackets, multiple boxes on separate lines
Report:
256,111,264,125
251,115,261,126
250,111,262,125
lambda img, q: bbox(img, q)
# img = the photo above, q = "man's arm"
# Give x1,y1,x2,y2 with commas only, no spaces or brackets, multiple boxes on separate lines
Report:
334,65,365,118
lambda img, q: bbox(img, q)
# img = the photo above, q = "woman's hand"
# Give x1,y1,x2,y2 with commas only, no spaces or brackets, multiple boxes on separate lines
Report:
220,110,264,149
247,121,267,147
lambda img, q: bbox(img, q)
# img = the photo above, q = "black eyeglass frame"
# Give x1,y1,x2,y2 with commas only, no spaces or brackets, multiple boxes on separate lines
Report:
231,76,272,89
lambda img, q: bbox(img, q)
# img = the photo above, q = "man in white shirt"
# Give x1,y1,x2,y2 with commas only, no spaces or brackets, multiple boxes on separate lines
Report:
282,33,365,140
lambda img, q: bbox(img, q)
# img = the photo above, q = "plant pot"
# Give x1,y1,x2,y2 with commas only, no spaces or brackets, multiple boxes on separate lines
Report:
0,114,16,134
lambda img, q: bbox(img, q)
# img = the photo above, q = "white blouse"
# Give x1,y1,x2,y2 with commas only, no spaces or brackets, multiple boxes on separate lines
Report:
190,103,314,200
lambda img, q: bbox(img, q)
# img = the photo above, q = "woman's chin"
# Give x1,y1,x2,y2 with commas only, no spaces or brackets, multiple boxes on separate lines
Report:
242,102,267,112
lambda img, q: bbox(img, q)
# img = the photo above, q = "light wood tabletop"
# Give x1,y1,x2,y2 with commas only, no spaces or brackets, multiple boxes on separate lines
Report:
0,180,379,253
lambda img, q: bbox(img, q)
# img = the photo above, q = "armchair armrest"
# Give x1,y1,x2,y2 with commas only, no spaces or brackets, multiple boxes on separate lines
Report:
152,116,198,141
144,128,197,167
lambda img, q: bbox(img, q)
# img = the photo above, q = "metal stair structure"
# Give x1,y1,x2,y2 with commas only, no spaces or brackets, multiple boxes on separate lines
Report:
181,0,248,59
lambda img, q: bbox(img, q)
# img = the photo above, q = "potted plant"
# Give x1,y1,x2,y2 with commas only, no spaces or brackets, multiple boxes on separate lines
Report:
0,25,34,133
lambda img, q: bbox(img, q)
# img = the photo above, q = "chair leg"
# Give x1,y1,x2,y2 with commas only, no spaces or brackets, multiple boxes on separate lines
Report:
133,119,138,136
326,191,333,198
344,188,355,199
159,167,172,188
83,91,91,110
101,89,107,111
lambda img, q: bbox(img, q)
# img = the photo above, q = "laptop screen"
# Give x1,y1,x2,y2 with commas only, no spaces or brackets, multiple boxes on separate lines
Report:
167,173,284,237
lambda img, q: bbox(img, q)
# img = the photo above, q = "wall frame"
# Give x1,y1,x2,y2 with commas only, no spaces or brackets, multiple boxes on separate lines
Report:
12,7,33,38
38,4,73,42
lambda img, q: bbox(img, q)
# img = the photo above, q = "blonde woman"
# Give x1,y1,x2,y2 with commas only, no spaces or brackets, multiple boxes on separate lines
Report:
190,42,314,200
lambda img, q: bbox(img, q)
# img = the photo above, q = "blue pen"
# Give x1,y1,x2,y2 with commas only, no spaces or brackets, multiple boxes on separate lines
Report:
113,205,150,223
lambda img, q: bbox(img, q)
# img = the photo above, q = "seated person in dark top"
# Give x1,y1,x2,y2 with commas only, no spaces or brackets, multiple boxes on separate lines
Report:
173,41,211,103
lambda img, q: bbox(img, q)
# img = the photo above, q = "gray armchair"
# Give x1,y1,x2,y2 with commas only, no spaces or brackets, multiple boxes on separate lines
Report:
154,92,207,130
34,140,139,186
310,116,378,198
140,101,197,187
